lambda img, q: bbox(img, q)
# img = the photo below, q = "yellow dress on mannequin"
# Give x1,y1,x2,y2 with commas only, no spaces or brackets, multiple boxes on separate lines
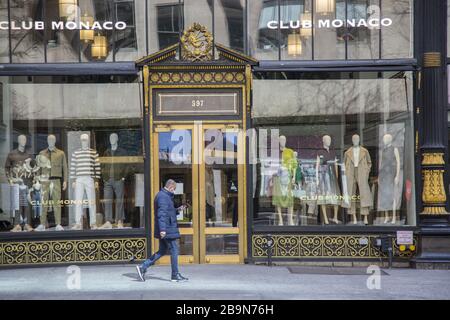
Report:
272,148,297,208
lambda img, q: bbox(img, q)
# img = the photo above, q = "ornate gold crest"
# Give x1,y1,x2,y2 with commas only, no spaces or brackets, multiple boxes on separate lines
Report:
181,23,213,62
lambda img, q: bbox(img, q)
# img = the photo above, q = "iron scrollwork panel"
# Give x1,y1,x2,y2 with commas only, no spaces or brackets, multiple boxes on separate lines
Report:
0,238,147,267
252,235,417,259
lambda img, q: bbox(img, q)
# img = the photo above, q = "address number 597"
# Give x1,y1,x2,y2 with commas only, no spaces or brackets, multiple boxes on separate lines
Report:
192,100,204,108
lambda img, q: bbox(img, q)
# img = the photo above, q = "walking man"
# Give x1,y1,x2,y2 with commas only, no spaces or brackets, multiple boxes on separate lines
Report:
136,179,188,282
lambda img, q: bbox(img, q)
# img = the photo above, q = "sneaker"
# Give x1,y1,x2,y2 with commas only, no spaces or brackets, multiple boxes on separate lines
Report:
117,221,124,229
90,224,98,230
330,219,342,225
171,273,189,282
35,224,46,232
11,224,22,232
55,224,64,231
71,224,82,230
99,221,113,229
24,224,34,232
136,266,146,282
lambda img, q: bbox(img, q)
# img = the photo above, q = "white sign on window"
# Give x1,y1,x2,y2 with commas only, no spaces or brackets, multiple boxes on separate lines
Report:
174,183,184,195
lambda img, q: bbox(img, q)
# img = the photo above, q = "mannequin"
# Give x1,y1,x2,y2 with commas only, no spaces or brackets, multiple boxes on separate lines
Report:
315,135,341,225
377,134,401,224
71,134,101,230
205,166,216,222
342,134,373,225
28,178,43,221
100,133,127,229
272,135,296,226
35,135,68,231
4,135,33,232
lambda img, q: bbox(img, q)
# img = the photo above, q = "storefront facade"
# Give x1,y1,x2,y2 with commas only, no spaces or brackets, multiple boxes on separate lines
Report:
0,0,448,268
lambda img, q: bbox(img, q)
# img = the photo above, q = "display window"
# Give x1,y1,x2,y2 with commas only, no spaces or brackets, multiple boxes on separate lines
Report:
0,0,146,63
251,71,416,226
249,0,413,60
0,0,413,63
0,76,144,232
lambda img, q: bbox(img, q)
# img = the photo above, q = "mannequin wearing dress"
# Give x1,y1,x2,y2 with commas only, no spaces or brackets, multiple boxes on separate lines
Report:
378,134,401,224
273,135,296,226
315,135,341,225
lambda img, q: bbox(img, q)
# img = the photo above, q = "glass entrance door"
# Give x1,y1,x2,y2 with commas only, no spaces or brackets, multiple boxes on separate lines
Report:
151,123,245,264
199,124,245,264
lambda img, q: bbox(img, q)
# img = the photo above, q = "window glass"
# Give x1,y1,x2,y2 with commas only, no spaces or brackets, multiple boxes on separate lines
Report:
148,0,182,53
10,0,45,63
183,0,213,36
114,0,146,61
251,72,416,227
0,0,9,63
314,0,346,60
249,0,413,61
46,0,79,62
214,0,245,53
249,0,280,60
280,0,313,60
347,0,380,59
0,76,144,233
79,0,113,62
114,0,147,61
381,0,413,59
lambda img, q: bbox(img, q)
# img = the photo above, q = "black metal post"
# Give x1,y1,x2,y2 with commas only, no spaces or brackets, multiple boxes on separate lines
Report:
418,0,449,223
413,0,450,268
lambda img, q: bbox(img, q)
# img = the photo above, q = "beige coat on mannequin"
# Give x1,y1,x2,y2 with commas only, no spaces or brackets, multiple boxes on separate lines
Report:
342,146,373,209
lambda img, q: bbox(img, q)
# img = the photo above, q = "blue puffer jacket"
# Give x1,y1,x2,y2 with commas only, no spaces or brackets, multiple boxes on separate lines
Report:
153,188,180,239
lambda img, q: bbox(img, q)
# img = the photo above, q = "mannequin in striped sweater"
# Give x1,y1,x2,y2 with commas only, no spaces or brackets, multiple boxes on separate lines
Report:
70,134,101,230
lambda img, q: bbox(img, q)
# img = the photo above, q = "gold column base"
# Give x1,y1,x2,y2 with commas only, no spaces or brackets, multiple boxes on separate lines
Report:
420,207,450,215
421,152,448,215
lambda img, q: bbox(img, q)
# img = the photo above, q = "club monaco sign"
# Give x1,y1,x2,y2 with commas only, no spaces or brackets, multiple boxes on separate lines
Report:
0,20,127,31
267,18,393,30
267,4,393,30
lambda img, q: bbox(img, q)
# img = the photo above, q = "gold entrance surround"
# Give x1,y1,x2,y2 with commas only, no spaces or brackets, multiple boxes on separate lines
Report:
137,24,258,265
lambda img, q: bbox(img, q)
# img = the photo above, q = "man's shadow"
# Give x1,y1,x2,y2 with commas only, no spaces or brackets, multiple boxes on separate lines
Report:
122,272,172,282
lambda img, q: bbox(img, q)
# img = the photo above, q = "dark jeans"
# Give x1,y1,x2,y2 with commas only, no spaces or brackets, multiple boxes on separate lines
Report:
141,238,179,276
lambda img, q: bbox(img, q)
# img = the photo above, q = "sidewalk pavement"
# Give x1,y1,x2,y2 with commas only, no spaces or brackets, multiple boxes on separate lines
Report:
1,264,450,300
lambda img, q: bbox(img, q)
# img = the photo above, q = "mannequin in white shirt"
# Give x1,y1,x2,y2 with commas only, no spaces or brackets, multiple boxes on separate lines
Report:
350,135,361,224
